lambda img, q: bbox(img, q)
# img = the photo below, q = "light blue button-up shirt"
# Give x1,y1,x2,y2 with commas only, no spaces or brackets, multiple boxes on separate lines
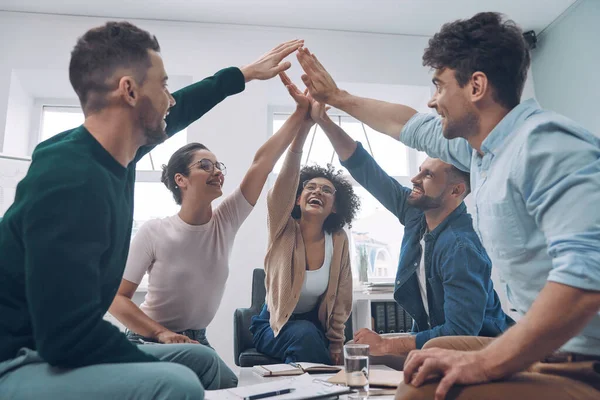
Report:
400,98,600,356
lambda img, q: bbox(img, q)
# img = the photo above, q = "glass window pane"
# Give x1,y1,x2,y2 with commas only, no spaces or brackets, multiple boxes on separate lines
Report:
136,131,187,171
350,186,403,282
41,108,84,141
271,113,410,177
340,117,409,176
39,106,186,172
132,182,180,238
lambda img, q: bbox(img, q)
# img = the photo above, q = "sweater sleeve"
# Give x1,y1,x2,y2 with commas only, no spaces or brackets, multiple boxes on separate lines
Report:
341,142,418,225
266,150,302,243
326,233,353,353
136,67,246,161
23,175,158,367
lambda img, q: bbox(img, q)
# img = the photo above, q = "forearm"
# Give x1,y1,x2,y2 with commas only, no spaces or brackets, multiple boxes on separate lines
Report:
241,111,308,205
383,335,417,355
480,282,600,379
290,120,313,153
165,67,245,137
329,90,417,140
318,114,357,161
109,295,168,340
253,110,306,171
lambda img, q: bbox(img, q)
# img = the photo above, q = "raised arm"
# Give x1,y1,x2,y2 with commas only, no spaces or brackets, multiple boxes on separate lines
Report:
297,48,472,172
266,127,312,242
137,39,304,160
297,48,417,140
240,73,313,205
311,100,418,225
265,75,315,241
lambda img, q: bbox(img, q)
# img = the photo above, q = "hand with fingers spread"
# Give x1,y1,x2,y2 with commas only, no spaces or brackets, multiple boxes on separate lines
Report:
241,39,304,82
156,330,200,344
296,47,340,103
279,72,311,118
403,348,493,400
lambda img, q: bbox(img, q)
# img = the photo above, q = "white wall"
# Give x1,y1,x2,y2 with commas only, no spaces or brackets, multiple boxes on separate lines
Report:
0,11,532,368
532,0,598,135
3,71,32,155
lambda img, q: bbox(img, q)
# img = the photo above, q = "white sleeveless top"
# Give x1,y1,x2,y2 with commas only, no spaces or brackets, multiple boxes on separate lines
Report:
293,232,333,314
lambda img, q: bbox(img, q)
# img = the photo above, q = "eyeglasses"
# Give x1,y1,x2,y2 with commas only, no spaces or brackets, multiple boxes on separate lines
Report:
302,180,336,195
190,159,227,176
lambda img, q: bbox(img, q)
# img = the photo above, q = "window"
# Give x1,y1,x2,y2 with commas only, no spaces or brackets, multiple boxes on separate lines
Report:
271,112,427,283
39,105,187,236
272,115,410,176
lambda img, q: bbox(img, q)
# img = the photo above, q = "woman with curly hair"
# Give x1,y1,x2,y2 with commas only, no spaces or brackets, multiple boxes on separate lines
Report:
250,73,360,366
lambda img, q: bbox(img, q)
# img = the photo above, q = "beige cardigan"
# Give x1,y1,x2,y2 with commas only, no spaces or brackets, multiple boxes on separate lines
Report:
264,150,353,354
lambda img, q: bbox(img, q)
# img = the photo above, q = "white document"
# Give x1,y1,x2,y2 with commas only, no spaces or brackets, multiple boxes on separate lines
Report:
205,373,350,400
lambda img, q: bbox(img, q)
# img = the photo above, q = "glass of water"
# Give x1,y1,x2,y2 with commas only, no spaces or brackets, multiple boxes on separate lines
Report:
344,343,369,398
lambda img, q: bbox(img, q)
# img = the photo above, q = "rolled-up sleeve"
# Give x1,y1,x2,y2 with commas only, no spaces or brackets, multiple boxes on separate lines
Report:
517,125,600,291
400,113,473,172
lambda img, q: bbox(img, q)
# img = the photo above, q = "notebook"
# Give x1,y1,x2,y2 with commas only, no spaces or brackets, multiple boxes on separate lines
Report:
253,362,342,377
205,373,351,400
327,369,404,388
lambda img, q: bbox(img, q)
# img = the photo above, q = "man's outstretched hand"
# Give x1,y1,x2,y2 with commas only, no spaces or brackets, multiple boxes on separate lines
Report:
241,39,304,82
296,47,340,103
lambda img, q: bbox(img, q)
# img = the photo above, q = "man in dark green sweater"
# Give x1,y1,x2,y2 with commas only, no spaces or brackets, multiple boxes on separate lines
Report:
0,22,302,399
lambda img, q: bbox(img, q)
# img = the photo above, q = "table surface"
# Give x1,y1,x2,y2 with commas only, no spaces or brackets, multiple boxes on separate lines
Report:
237,365,397,400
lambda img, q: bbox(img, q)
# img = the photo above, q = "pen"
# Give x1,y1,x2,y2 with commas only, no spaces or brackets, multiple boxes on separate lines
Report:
244,388,295,400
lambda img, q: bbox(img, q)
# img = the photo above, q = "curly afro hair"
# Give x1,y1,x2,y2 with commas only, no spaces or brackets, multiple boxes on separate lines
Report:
423,12,530,109
291,164,361,233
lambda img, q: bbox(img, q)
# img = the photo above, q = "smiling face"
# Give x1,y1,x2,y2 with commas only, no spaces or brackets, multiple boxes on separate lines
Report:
136,50,176,146
296,177,337,220
408,157,456,211
175,149,225,203
428,68,480,140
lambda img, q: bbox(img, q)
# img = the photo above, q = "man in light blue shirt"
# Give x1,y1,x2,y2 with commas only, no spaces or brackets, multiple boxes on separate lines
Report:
298,11,600,400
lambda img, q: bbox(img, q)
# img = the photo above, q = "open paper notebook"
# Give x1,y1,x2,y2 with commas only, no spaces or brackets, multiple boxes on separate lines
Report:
205,373,351,400
253,362,342,377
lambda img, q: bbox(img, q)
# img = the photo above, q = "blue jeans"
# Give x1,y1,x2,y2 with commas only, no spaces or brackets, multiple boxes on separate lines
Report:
0,344,221,400
250,304,331,364
126,327,237,389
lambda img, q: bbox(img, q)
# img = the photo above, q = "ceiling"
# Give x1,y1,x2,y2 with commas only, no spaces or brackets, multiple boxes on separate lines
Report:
0,0,578,36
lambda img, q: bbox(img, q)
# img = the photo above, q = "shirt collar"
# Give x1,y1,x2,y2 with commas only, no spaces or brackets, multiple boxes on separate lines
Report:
480,98,541,156
422,202,467,241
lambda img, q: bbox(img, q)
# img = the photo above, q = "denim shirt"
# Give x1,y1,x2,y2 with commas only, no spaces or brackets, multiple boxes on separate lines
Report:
341,143,512,349
400,99,600,356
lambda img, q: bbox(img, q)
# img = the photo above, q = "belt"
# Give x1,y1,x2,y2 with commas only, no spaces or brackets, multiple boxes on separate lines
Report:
542,352,600,364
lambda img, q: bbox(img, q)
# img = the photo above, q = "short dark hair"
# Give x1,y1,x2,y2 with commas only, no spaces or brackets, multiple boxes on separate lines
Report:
69,21,160,114
446,165,471,197
161,143,210,205
423,12,530,109
291,164,361,233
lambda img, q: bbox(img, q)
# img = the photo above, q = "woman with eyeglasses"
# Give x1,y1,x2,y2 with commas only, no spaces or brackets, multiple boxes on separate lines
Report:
249,74,360,366
108,74,315,388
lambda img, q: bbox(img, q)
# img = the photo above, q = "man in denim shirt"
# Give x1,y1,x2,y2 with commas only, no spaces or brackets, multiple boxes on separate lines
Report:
304,98,512,355
298,11,600,400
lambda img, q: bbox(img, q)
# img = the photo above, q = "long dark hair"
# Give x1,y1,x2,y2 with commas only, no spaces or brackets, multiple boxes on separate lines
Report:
161,142,209,205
